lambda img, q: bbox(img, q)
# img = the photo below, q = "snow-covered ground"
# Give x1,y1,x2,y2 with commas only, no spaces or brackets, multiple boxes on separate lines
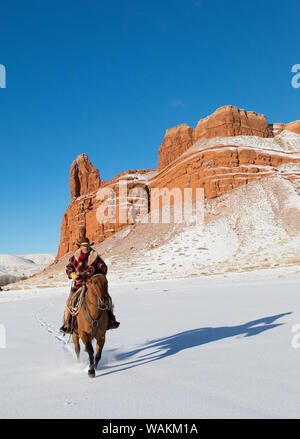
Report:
1,274,300,419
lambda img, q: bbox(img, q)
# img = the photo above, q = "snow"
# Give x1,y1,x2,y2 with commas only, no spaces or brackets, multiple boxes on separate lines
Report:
0,254,35,272
0,254,54,274
1,274,300,418
17,254,55,266
98,177,300,284
1,172,300,418
148,131,300,183
6,177,300,292
118,172,157,182
184,130,300,155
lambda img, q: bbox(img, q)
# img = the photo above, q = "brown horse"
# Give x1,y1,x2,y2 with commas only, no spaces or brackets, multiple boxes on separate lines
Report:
71,273,110,378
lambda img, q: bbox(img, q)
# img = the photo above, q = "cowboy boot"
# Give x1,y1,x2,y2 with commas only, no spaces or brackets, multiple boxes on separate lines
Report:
107,310,120,330
59,325,71,335
59,309,72,335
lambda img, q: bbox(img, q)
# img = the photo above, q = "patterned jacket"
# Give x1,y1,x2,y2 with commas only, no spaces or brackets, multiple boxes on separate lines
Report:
66,248,108,293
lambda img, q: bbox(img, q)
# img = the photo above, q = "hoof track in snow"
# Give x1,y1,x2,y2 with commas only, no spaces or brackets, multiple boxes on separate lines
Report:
35,306,75,358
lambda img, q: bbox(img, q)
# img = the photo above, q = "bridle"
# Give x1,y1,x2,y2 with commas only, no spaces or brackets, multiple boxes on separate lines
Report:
86,294,109,311
84,274,110,311
77,273,110,337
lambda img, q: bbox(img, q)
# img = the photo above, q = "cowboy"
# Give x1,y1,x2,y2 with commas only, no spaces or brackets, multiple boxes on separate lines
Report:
60,237,120,334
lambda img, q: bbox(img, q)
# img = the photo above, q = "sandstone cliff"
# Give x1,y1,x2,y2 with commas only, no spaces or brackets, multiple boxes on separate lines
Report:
57,161,154,259
69,153,101,199
56,106,300,260
157,106,273,170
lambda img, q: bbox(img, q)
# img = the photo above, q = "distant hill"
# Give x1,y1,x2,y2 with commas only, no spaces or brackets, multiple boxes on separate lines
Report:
0,254,55,287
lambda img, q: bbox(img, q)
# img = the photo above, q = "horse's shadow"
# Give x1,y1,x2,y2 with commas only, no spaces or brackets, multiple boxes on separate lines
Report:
96,312,291,377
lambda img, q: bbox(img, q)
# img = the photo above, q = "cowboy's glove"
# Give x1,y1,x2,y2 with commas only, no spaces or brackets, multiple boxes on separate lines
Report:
89,266,95,274
85,266,95,277
70,272,78,280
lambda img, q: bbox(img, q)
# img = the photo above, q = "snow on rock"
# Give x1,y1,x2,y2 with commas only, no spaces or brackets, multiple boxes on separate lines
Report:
184,130,300,155
8,177,300,290
105,177,300,283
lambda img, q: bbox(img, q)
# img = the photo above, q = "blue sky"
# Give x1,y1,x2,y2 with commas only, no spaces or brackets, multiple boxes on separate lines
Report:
0,0,299,254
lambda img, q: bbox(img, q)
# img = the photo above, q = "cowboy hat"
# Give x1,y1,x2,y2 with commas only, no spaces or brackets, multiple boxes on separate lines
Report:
74,237,94,247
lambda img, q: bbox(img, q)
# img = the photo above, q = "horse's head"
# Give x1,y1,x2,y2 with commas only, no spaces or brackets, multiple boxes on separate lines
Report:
87,274,110,309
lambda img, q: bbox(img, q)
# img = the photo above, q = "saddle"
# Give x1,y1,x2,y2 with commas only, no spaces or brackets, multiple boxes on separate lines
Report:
61,283,120,335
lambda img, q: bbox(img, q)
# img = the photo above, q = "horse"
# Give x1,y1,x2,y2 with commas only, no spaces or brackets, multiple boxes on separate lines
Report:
71,273,110,378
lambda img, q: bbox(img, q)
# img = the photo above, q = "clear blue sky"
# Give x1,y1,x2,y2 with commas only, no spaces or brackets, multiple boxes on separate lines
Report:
0,0,299,255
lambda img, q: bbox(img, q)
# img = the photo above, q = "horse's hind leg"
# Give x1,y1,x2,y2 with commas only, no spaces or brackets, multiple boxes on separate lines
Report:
81,332,95,378
95,335,106,369
72,332,80,361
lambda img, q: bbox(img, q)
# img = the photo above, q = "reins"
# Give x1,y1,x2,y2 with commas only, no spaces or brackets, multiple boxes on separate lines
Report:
85,295,109,311
82,274,110,337
82,302,104,338
68,272,109,337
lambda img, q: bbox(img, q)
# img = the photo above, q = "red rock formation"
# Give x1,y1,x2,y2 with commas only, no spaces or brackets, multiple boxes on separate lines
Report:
193,106,273,142
286,121,300,135
57,162,153,259
56,106,300,260
70,153,101,199
157,124,193,172
149,142,300,201
269,121,300,136
157,106,273,170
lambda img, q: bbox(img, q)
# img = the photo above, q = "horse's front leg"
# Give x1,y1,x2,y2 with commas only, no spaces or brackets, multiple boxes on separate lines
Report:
95,334,106,369
81,332,95,378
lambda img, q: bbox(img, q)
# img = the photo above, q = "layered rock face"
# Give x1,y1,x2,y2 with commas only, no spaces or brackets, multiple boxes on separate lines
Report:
193,105,273,139
149,133,300,201
56,106,300,260
269,121,300,136
157,124,194,172
57,164,154,259
157,106,273,170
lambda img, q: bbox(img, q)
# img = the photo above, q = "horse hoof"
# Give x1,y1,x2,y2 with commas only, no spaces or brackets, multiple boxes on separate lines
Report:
88,369,95,378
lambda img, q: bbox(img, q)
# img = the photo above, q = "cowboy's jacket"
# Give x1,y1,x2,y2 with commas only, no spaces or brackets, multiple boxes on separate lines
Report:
66,248,108,293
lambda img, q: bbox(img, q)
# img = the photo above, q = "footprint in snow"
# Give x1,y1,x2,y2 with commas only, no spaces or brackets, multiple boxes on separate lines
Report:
64,399,77,407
